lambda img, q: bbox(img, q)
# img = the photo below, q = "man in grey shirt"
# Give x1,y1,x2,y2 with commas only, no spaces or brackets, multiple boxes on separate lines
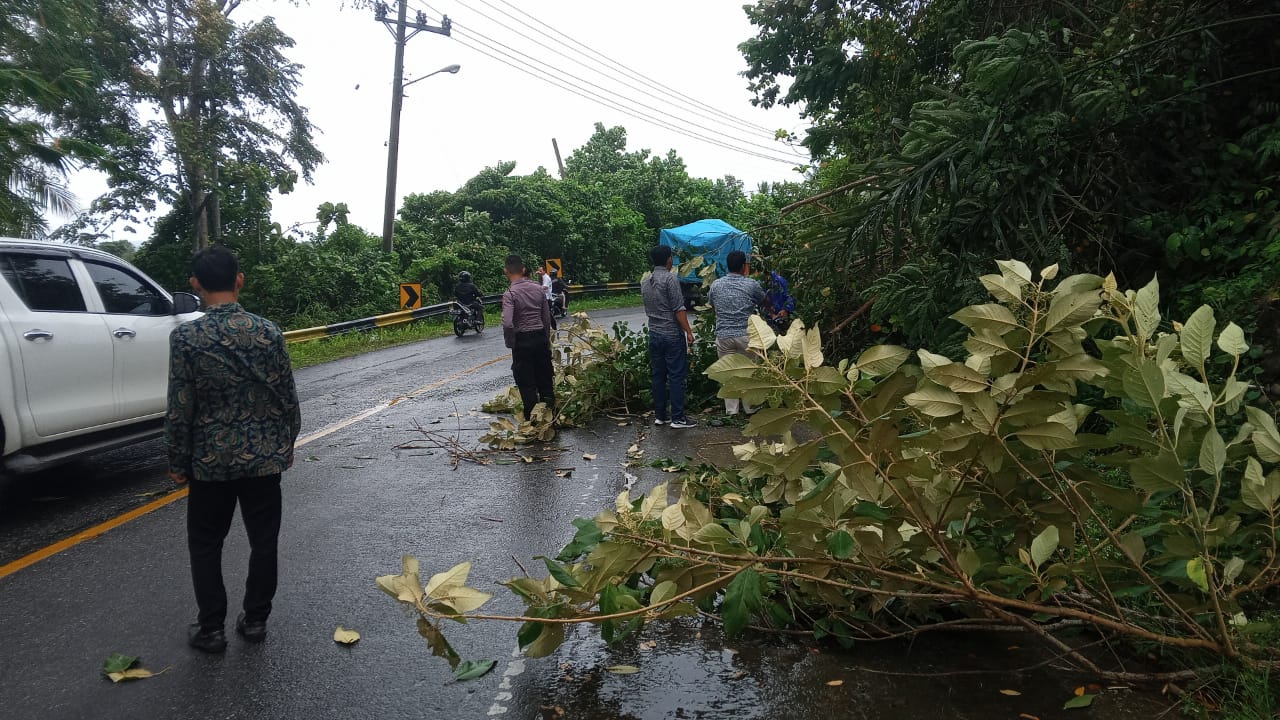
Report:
708,250,766,415
502,254,555,420
641,245,696,428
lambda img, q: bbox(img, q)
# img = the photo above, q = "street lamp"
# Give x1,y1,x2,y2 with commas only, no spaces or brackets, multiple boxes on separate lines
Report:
381,63,461,253
403,63,461,91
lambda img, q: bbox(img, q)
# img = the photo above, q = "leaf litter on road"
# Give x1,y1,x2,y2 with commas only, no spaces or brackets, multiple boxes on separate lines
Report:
333,626,361,644
605,665,639,675
102,653,164,683
453,659,496,681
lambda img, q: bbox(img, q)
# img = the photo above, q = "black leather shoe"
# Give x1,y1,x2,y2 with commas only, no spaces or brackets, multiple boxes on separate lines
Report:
188,624,227,654
236,613,267,643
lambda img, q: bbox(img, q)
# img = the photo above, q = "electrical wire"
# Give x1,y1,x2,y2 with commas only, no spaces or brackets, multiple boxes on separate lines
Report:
438,30,803,165
412,3,798,160
483,0,779,137
413,1,803,163
447,0,795,149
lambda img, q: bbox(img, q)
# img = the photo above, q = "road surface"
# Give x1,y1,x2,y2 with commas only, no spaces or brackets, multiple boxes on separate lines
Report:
0,307,1172,720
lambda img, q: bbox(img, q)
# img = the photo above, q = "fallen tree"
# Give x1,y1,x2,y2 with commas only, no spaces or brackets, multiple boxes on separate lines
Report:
382,260,1280,681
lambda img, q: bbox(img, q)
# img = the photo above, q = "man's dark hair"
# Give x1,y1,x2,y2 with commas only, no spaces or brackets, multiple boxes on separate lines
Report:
649,245,672,267
726,250,747,274
505,254,525,275
192,245,240,292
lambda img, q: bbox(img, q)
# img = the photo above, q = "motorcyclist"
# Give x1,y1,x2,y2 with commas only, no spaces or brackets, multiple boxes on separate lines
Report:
550,269,569,312
454,271,483,321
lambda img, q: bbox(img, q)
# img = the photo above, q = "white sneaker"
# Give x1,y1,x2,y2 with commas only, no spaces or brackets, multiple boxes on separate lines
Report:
670,419,696,429
654,418,667,426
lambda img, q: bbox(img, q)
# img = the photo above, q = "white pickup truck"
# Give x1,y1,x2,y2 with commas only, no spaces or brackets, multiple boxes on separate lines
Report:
0,238,201,474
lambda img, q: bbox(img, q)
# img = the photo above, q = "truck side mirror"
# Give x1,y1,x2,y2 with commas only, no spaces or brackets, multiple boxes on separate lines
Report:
171,292,201,315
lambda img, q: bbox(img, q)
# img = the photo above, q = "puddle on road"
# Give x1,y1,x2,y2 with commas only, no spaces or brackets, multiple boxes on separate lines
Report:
517,618,1181,720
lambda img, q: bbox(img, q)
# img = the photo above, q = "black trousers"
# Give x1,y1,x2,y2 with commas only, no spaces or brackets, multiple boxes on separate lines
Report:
187,474,282,631
512,330,555,420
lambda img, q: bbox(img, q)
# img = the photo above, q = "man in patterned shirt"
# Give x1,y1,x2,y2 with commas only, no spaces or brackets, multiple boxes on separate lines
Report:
166,246,301,654
708,250,766,415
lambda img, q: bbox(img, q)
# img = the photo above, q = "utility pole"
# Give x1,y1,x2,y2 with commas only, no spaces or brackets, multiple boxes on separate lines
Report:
376,1,451,253
551,138,566,178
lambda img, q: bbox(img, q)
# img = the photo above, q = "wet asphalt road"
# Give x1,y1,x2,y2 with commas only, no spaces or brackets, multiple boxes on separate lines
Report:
0,307,1178,720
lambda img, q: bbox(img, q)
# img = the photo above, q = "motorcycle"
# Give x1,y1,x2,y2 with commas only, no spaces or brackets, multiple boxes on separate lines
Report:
550,279,570,319
550,291,568,319
452,301,485,337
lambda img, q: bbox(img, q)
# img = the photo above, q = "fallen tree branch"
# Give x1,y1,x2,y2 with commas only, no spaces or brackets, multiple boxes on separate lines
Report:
779,175,884,215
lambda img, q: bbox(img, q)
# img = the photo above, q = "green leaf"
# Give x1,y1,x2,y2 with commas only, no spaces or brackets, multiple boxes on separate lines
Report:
102,653,138,675
650,580,679,606
1119,533,1145,565
827,530,855,559
1242,457,1280,512
1013,422,1076,451
1186,557,1209,593
1030,525,1059,568
996,259,1033,284
925,362,988,393
1217,321,1249,356
523,620,565,658
904,384,963,418
453,659,497,681
957,546,981,578
1199,430,1226,477
1063,694,1095,709
1134,275,1160,338
803,326,824,368
418,618,462,669
706,352,759,380
1179,305,1215,368
557,518,603,562
979,273,1021,304
540,556,580,588
1043,291,1102,334
747,315,777,351
722,569,764,638
745,408,798,437
854,345,911,377
950,303,1021,335
1246,407,1280,463
1122,363,1166,409
1129,451,1185,493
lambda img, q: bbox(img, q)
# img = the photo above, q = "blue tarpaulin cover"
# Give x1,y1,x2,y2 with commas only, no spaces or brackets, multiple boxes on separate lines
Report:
657,219,752,282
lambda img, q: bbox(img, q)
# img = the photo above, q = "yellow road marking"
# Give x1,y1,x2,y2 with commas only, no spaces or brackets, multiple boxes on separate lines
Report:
0,354,508,581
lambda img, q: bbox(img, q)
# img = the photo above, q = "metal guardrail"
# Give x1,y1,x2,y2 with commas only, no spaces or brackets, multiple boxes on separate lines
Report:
282,282,640,344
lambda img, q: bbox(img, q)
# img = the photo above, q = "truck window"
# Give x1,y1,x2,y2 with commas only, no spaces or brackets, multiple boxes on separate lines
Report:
84,261,170,316
0,254,88,312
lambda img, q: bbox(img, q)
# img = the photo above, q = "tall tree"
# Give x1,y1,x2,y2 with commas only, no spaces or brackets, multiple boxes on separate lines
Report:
65,0,322,250
0,0,101,236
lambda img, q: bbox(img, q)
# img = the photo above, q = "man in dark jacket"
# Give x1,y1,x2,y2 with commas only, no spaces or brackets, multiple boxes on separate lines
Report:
501,255,555,420
454,271,483,320
166,246,301,654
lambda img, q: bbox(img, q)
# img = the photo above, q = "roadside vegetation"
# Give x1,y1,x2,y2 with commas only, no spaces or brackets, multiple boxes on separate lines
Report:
397,263,1280,709
287,293,642,370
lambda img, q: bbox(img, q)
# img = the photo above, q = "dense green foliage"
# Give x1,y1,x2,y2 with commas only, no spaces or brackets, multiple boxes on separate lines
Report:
0,0,102,236
389,261,1280,681
739,0,1280,381
128,123,782,329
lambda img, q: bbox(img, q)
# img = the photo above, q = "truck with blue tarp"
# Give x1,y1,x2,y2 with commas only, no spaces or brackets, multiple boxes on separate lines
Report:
657,219,752,307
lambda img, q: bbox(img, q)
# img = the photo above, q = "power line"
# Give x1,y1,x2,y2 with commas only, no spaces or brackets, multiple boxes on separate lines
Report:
412,2,798,160
484,0,779,137
439,30,802,165
447,0,793,149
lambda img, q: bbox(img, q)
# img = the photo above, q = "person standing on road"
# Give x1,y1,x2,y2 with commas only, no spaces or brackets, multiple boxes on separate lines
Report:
708,250,766,416
166,246,301,654
503,255,555,421
642,245,696,429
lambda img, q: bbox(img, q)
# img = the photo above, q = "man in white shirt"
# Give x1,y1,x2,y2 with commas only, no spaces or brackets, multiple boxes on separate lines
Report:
539,267,554,300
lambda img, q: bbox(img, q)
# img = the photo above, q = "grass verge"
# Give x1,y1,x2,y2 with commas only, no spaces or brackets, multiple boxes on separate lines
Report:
287,293,640,369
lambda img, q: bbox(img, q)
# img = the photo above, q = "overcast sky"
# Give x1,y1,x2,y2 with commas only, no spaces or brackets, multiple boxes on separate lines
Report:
67,0,809,241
